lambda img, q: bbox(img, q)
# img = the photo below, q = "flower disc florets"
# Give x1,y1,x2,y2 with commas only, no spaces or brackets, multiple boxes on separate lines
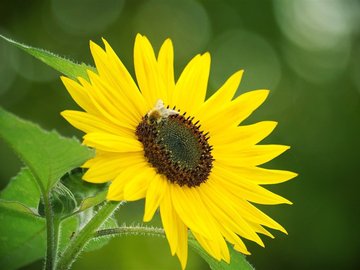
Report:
136,100,213,187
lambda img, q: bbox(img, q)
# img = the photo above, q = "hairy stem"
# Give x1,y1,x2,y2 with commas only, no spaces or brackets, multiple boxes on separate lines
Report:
43,192,60,270
94,225,166,239
55,201,121,270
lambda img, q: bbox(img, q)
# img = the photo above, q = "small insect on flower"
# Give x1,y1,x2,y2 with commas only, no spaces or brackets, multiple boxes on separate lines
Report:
147,99,178,124
61,34,297,269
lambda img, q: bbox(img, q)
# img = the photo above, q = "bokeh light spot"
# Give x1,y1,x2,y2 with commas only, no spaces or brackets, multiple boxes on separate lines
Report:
51,0,124,35
274,0,355,50
283,41,351,84
274,0,355,83
209,29,281,96
133,0,211,65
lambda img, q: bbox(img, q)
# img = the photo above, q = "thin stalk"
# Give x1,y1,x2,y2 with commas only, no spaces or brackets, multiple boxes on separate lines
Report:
93,225,197,241
55,201,121,270
94,225,165,239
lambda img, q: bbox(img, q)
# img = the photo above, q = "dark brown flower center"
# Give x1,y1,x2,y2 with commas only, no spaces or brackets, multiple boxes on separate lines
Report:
135,107,213,187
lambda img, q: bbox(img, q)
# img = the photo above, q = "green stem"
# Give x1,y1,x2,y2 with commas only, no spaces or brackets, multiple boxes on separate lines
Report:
24,166,57,270
93,225,198,242
94,225,166,239
43,192,60,270
94,226,255,270
53,218,60,266
55,201,121,270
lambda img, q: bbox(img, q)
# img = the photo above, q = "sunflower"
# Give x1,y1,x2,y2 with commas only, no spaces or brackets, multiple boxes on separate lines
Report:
61,34,297,269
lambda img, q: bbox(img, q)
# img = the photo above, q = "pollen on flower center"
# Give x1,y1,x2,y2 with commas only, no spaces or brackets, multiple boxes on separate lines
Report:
135,100,213,187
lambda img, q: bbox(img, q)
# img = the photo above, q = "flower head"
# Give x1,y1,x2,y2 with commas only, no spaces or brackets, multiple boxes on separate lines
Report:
61,34,297,269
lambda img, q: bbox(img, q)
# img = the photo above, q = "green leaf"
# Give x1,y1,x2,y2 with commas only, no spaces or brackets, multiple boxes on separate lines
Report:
0,200,38,216
0,167,40,216
58,216,79,252
0,207,45,270
0,167,40,208
189,239,254,270
0,34,94,80
38,183,78,218
0,167,45,269
0,107,94,192
77,190,107,212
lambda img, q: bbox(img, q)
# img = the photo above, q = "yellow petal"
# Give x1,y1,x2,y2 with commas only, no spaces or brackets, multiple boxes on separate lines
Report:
202,90,269,135
170,185,223,241
123,166,157,201
143,175,168,222
160,191,189,269
83,152,145,183
107,161,149,201
212,121,278,147
192,232,221,261
196,70,243,118
60,76,98,114
214,144,290,166
83,132,143,153
86,69,141,127
237,199,288,234
74,73,137,131
61,110,133,137
134,34,167,106
160,191,179,255
176,219,189,270
248,221,275,239
172,53,210,115
212,166,292,205
82,150,109,168
214,224,250,256
205,174,288,233
217,166,298,185
90,40,148,118
102,38,149,116
157,38,175,103
192,232,229,262
200,180,265,246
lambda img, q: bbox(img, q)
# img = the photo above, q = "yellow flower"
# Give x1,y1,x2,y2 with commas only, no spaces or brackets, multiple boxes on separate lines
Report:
61,34,297,269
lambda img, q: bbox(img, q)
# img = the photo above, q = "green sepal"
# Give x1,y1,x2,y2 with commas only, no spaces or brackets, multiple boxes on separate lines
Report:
60,168,108,215
38,182,77,218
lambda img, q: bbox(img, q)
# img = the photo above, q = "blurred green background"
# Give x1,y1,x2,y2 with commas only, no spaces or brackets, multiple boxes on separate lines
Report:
1,0,359,269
